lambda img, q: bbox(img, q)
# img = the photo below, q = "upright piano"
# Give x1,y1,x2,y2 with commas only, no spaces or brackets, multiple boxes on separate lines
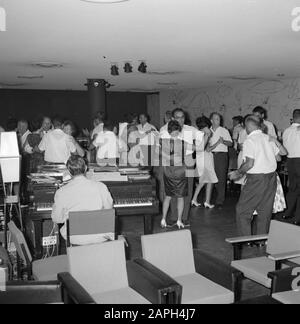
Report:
25,167,159,260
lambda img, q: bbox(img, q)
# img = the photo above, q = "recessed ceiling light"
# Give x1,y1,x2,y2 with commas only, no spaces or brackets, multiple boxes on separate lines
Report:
80,0,129,3
31,62,64,68
18,75,44,79
157,82,178,86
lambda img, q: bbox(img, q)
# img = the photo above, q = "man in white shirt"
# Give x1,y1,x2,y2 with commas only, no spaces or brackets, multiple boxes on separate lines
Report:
91,121,119,166
51,156,113,245
253,106,277,138
38,117,79,164
209,113,233,208
137,113,158,146
230,115,287,236
90,113,105,141
17,120,31,152
282,109,300,225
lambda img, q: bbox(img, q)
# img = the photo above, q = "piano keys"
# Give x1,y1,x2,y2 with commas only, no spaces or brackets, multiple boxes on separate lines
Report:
25,171,160,260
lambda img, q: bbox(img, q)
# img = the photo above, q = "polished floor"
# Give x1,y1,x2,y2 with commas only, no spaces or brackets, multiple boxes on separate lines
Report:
120,194,288,301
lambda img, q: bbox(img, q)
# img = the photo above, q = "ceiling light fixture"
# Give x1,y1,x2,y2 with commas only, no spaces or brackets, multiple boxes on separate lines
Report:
111,64,119,76
124,62,133,73
138,62,147,74
31,62,64,68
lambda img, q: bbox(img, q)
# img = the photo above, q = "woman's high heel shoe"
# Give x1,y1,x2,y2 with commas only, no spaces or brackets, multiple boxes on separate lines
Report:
204,202,215,209
161,219,168,229
191,200,201,207
176,221,185,229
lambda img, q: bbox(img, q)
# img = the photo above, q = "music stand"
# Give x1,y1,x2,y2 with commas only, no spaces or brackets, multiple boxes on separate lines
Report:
0,132,22,249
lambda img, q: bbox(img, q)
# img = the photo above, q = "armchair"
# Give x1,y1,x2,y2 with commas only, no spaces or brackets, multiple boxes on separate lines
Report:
268,267,300,304
226,220,300,301
63,240,181,304
137,230,234,304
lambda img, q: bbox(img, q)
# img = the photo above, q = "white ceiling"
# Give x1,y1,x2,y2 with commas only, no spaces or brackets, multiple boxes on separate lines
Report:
0,0,300,91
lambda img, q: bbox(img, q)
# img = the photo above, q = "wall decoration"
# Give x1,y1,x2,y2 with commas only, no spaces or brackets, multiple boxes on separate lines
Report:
159,78,300,132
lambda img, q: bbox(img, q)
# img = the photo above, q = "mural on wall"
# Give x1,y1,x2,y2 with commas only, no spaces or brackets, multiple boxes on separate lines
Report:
160,78,300,131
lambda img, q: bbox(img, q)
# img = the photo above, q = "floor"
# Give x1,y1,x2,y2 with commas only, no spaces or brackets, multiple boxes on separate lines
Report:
119,193,288,301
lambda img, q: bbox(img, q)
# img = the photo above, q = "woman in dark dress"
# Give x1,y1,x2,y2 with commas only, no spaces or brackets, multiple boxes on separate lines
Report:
160,120,188,229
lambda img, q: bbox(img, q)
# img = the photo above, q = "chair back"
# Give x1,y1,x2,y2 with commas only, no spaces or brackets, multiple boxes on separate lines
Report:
67,209,116,246
141,230,196,278
67,240,128,296
7,221,32,265
267,220,300,263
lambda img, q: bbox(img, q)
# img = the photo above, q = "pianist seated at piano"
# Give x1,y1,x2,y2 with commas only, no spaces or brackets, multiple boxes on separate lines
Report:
51,156,113,245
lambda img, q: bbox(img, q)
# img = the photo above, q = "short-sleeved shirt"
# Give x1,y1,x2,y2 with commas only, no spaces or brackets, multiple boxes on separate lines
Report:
160,124,199,156
243,130,279,174
39,129,76,163
91,123,104,140
137,123,158,146
210,127,232,153
93,131,119,160
51,175,113,244
264,120,277,138
283,123,300,158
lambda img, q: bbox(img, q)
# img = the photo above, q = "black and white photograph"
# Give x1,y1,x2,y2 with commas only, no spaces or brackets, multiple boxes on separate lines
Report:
0,0,300,307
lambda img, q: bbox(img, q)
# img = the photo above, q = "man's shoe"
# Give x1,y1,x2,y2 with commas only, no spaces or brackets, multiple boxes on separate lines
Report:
294,221,300,226
216,204,224,210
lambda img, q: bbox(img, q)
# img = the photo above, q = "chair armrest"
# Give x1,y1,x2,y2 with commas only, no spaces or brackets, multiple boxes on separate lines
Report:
194,249,236,291
268,251,300,271
0,281,62,304
226,234,269,245
130,259,182,304
268,267,300,294
226,235,269,261
57,273,96,305
269,251,300,262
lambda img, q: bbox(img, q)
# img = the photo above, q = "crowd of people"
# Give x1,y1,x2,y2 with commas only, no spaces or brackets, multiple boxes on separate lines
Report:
0,105,299,238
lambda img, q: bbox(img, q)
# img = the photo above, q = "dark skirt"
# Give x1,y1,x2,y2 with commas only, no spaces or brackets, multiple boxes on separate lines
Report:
163,166,188,198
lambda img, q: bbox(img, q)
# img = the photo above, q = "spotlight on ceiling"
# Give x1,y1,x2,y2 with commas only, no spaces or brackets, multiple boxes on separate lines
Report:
138,62,147,74
124,62,133,73
111,65,119,76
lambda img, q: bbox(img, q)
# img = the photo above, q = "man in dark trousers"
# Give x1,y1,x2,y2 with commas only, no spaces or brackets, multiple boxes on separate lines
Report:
283,109,300,225
230,115,287,236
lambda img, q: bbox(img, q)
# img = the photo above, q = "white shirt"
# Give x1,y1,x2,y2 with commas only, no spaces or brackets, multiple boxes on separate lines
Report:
160,124,199,156
51,175,113,244
238,129,248,146
264,120,277,138
20,130,31,149
39,129,76,164
210,127,232,153
243,130,279,174
91,123,104,140
137,123,158,146
93,131,119,160
283,123,300,158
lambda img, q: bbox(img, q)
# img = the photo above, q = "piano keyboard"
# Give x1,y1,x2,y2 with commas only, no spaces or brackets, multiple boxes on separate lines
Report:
114,198,154,208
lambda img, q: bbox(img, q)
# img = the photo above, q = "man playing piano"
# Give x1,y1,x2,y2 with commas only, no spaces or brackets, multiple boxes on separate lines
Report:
51,156,113,245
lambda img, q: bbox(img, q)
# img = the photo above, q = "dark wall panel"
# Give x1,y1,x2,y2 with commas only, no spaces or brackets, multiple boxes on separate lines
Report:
0,89,147,130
